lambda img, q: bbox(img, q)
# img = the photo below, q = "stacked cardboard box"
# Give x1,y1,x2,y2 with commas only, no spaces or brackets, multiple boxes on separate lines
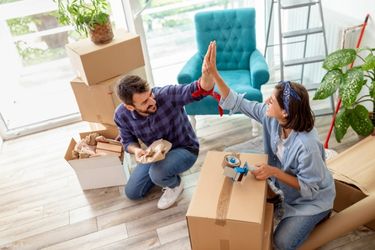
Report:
66,29,146,126
65,29,145,189
187,151,273,250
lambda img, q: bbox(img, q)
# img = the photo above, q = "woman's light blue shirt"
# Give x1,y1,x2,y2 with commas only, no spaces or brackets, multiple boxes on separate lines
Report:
220,90,335,218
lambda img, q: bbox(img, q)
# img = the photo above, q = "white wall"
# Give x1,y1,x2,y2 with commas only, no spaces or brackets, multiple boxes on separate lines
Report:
322,0,374,111
322,0,375,48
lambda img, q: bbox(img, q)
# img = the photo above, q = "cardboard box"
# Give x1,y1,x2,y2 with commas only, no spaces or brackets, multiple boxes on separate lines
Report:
66,30,145,85
96,142,122,153
262,203,274,250
328,135,375,230
186,151,270,250
64,128,127,190
71,76,121,125
71,67,146,126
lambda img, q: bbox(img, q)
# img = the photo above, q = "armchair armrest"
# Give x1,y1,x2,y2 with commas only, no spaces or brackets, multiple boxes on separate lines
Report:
177,52,203,85
249,49,270,89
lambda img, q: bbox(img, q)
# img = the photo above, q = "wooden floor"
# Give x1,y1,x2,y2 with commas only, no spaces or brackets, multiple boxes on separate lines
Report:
0,115,374,250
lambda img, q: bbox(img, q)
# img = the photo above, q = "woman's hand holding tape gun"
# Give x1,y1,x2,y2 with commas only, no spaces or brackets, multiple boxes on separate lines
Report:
251,164,277,180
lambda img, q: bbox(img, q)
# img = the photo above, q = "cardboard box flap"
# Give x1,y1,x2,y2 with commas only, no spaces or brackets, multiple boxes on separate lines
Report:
66,30,138,55
327,136,375,195
65,138,78,161
187,151,267,223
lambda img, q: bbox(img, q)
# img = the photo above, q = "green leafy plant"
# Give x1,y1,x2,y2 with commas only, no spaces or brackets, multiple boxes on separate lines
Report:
314,48,375,142
55,0,110,36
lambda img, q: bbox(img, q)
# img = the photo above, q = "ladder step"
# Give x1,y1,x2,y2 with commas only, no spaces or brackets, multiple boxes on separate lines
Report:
284,56,325,67
281,0,319,9
282,27,323,38
266,40,306,48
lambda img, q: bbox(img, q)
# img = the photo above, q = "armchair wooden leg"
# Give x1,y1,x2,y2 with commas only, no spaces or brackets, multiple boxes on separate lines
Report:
251,119,259,136
189,115,197,132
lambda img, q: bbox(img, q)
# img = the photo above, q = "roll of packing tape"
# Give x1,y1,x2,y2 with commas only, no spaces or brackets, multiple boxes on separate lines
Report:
222,153,241,168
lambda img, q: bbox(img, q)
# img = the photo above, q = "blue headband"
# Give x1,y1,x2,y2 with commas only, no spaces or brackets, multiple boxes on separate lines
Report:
280,81,301,115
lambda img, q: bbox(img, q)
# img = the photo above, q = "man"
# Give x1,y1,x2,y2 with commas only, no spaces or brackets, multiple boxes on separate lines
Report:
114,49,215,209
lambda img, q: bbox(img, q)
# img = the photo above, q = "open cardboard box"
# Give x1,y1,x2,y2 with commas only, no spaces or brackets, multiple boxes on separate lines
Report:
328,135,375,230
66,29,145,85
186,151,271,250
64,127,128,190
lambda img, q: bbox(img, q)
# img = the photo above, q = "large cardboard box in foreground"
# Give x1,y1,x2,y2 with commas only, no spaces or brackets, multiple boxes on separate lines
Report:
328,135,375,230
64,127,127,190
66,29,144,85
187,151,270,250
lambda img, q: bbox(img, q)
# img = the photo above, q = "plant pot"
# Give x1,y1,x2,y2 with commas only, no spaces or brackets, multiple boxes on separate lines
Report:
89,21,114,45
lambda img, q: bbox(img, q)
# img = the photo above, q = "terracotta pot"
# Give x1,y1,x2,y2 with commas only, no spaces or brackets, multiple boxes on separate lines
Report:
89,21,114,45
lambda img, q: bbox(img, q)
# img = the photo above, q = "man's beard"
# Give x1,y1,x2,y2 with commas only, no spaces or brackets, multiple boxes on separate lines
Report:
135,104,157,115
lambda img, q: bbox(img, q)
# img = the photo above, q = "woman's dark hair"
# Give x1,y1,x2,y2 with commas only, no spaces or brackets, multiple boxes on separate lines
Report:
275,82,315,132
115,75,150,105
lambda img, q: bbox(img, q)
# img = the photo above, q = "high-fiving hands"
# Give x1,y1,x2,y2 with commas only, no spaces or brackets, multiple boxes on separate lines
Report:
200,41,218,90
203,41,218,79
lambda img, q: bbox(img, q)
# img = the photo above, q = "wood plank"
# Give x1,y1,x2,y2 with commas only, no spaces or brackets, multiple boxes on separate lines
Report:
0,212,69,246
69,188,163,224
42,223,128,250
126,187,194,237
94,230,160,250
151,236,191,250
0,218,97,250
44,186,121,217
156,220,189,245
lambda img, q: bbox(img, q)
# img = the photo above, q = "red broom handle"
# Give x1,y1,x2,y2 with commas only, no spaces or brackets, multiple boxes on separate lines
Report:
324,14,370,149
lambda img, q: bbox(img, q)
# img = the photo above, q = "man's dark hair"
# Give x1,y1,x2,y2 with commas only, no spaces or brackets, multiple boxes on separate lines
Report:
275,82,315,132
115,75,150,105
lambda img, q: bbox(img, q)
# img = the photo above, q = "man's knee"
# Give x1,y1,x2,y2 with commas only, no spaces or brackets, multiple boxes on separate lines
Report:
124,185,143,200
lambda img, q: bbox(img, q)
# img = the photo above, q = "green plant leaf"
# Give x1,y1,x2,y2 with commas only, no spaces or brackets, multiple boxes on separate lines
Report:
339,67,364,107
323,49,357,70
334,109,350,143
362,54,375,71
313,69,343,100
348,105,374,136
55,0,110,36
370,80,375,99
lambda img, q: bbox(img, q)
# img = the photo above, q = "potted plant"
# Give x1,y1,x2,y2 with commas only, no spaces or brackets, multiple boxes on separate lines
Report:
313,48,375,142
55,0,114,44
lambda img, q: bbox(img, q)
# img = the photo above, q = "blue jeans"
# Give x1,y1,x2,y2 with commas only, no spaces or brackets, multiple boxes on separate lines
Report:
125,148,198,200
273,209,331,250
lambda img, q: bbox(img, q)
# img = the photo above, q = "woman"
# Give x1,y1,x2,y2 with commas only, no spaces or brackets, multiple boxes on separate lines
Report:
204,41,335,250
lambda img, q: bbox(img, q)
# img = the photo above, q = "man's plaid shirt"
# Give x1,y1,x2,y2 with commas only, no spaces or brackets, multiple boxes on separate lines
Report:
114,81,202,155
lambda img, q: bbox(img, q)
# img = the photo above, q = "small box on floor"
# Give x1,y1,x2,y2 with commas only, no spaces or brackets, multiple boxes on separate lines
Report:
328,135,375,230
186,151,272,250
64,127,127,190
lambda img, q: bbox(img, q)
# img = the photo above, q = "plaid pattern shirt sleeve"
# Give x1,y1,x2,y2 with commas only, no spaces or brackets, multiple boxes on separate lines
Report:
114,109,138,152
158,81,202,107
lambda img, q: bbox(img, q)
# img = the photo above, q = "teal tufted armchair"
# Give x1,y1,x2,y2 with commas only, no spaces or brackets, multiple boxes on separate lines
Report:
177,8,269,132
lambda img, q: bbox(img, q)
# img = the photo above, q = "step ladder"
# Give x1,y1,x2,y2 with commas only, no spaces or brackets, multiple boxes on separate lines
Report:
264,0,335,116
